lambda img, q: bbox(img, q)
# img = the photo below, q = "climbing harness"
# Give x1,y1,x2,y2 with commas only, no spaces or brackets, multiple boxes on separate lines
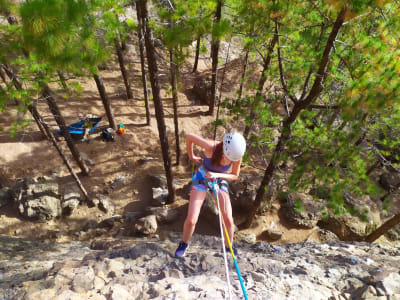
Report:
209,179,248,300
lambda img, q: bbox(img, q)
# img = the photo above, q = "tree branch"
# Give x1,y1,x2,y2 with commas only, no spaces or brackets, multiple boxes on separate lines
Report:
276,21,297,104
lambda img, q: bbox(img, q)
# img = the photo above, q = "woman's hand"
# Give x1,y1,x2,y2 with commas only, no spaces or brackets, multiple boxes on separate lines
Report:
205,171,218,180
191,155,202,165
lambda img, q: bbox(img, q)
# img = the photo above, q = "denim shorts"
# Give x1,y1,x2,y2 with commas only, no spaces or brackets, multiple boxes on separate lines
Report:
191,167,229,194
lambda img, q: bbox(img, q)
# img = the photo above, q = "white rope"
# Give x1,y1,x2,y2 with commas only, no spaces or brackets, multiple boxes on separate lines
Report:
214,184,233,300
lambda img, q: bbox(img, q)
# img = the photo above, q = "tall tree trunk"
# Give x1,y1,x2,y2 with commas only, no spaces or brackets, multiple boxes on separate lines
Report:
135,1,151,125
40,115,91,203
241,7,347,229
243,34,277,139
208,0,222,116
115,40,133,99
42,85,91,176
93,71,117,130
192,37,201,73
365,214,400,242
169,49,181,165
57,71,69,91
138,0,176,203
237,49,249,101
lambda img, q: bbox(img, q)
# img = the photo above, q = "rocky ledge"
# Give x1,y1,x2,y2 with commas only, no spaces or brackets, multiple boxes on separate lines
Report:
1,233,400,300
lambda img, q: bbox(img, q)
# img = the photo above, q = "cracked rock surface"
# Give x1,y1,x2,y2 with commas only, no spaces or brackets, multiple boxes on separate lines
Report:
1,233,400,299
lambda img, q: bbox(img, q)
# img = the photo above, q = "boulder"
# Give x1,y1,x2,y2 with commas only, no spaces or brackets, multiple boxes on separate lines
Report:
16,177,62,220
146,207,179,223
192,78,219,106
147,174,167,189
230,175,261,212
152,187,168,206
133,215,158,235
62,186,81,216
261,228,283,241
94,194,115,214
283,192,323,229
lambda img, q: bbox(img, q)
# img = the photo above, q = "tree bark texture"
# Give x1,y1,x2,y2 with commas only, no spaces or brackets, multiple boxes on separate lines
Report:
41,115,91,203
243,33,277,139
93,72,117,130
192,37,201,73
208,0,222,116
115,40,133,99
135,1,151,125
242,7,348,229
42,85,90,176
138,0,176,203
365,214,400,243
237,49,249,101
57,71,69,91
169,49,181,165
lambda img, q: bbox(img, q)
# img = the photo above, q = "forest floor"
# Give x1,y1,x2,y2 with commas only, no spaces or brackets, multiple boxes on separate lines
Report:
0,40,394,247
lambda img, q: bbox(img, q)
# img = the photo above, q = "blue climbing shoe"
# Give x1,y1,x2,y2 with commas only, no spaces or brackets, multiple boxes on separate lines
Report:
225,246,238,257
175,241,189,257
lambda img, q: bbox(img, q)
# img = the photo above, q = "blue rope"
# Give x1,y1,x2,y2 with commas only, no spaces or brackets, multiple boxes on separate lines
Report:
209,180,248,300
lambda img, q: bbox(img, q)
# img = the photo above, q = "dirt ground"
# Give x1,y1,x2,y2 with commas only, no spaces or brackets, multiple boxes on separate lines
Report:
0,42,348,246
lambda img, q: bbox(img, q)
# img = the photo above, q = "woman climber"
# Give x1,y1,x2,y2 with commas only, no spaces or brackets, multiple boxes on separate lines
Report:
175,132,246,257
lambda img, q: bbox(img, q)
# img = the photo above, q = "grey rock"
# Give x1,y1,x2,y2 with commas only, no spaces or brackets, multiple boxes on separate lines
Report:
62,186,81,216
19,195,62,220
376,272,400,295
237,232,257,244
283,192,323,229
96,194,115,214
152,187,168,206
71,266,95,293
262,228,283,241
192,77,219,106
133,215,158,235
148,174,167,189
146,207,179,223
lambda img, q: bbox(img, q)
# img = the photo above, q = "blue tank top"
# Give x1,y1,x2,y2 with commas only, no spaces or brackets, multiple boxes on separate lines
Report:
203,156,232,173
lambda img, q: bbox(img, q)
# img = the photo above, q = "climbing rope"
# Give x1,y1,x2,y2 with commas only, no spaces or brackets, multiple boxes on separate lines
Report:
209,179,248,300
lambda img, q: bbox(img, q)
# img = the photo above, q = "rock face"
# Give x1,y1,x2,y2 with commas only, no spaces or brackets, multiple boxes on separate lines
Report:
1,233,400,300
15,177,62,220
192,78,219,106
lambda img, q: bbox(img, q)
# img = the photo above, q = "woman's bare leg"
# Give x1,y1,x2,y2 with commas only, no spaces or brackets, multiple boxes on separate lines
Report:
182,189,207,244
218,191,234,248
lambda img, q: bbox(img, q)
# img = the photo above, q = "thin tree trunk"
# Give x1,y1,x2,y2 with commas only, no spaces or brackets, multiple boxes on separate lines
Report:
241,7,347,229
365,214,400,243
192,37,201,73
57,71,69,91
27,104,50,140
237,49,249,101
42,85,91,176
169,49,181,165
208,0,222,116
115,40,133,99
243,34,277,139
93,72,117,130
41,115,91,203
135,1,151,125
138,0,176,203
3,64,49,138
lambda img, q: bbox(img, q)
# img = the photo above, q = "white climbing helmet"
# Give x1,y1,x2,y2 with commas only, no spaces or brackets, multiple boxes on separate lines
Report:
222,132,246,162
